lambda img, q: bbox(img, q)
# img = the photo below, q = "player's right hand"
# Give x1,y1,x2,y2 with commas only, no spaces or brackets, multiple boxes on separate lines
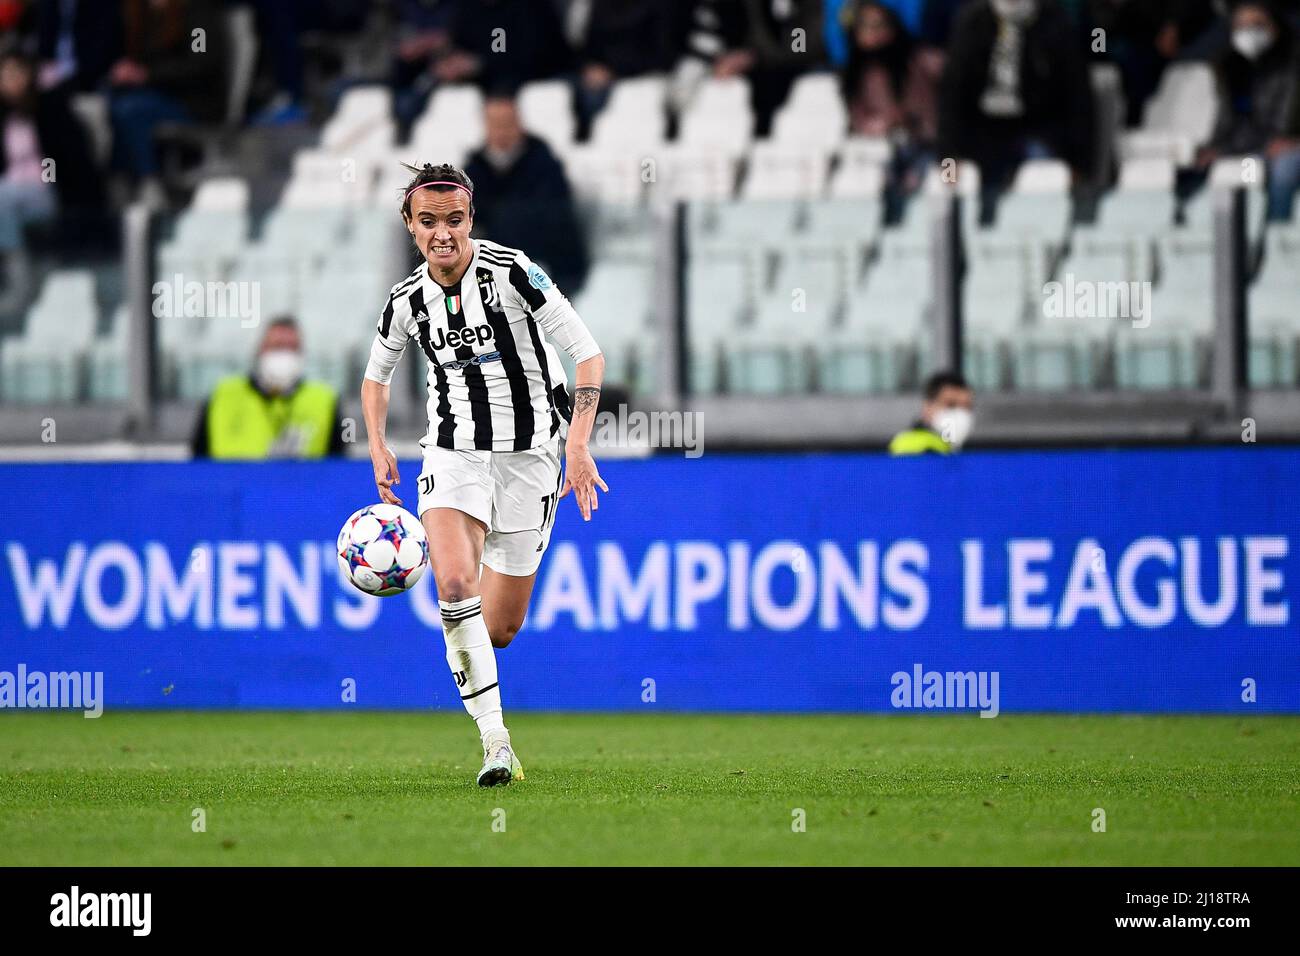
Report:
371,444,402,505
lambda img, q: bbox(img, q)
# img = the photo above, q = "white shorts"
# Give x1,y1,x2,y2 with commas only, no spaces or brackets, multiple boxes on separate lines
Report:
416,437,563,577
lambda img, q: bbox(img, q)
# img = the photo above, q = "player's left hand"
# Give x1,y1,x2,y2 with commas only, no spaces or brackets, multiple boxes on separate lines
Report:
561,444,608,522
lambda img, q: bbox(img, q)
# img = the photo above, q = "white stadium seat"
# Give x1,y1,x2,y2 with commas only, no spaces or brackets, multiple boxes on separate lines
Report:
678,77,753,158
821,231,929,393
1,270,98,403
412,85,484,158
519,80,576,155
730,244,848,394
321,85,395,154
741,141,829,200
591,76,668,151
771,73,847,150
660,146,739,201
1120,62,1218,166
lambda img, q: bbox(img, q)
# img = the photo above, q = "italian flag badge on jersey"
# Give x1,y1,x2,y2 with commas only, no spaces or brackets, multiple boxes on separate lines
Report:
446,294,461,314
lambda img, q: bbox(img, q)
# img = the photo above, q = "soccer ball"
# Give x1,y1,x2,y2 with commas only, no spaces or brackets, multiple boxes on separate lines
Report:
337,504,429,596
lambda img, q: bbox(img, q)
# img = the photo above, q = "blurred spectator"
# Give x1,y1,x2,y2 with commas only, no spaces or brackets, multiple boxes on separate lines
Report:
938,0,1095,221
572,0,680,133
191,317,345,460
1090,0,1218,126
34,0,122,93
463,90,590,292
840,0,941,204
676,0,827,138
108,0,224,195
389,0,456,132
826,0,927,64
0,0,33,53
0,48,99,308
250,0,371,126
1197,0,1300,220
393,0,571,132
888,370,975,454
918,0,975,48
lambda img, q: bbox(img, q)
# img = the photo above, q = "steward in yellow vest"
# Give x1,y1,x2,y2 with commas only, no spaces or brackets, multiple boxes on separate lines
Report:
888,371,975,456
888,423,953,455
190,318,344,459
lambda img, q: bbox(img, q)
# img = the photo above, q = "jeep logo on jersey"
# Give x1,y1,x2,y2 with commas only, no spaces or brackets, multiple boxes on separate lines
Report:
430,323,494,351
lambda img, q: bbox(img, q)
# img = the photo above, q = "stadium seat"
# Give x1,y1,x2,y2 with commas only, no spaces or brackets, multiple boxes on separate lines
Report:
1247,226,1300,387
518,80,576,156
1181,157,1268,250
321,85,396,155
741,141,830,200
771,73,847,151
154,176,251,290
563,145,646,205
1114,232,1214,389
897,162,982,239
570,257,657,394
828,138,890,198
660,145,739,201
820,230,929,393
1120,62,1218,166
678,77,753,159
88,306,131,402
687,197,801,249
802,194,884,255
685,248,756,393
412,85,484,159
728,244,848,394
591,76,668,151
962,236,1037,391
1,270,98,403
993,159,1073,244
297,268,389,392
1099,158,1178,232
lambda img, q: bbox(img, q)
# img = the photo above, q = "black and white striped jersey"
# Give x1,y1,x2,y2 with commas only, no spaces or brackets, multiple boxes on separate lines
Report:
363,239,601,452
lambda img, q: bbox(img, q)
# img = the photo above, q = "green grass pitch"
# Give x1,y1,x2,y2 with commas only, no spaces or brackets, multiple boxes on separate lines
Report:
1,712,1297,866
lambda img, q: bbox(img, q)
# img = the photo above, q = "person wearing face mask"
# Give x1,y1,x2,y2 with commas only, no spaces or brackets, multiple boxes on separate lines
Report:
1197,0,1300,220
889,371,976,455
191,317,345,459
462,89,589,294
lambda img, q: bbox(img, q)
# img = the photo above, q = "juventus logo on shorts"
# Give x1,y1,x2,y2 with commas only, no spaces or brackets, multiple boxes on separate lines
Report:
477,271,501,309
452,670,467,688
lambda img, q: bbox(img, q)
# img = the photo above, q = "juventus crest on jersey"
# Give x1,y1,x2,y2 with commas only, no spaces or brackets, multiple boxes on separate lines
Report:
364,239,602,452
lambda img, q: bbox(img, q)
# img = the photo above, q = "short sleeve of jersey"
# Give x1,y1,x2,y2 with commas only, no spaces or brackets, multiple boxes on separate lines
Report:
505,251,601,365
363,282,414,385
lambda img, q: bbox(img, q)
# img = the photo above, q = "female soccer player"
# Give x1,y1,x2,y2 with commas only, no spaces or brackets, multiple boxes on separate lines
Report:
361,162,606,786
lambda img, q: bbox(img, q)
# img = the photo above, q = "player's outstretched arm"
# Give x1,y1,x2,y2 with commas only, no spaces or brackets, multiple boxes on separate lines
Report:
560,353,608,522
361,377,402,505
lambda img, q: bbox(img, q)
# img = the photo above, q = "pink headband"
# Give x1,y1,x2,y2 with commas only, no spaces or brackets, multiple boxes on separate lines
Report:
404,180,473,203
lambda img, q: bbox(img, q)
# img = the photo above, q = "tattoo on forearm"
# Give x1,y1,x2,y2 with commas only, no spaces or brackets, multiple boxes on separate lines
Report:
573,386,601,416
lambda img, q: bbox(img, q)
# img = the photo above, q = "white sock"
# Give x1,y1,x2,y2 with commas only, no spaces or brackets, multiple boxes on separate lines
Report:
439,596,507,747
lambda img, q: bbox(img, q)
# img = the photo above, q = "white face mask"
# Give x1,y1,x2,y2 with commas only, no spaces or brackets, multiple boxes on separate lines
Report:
1232,26,1275,60
933,408,974,449
257,349,303,394
991,0,1037,24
